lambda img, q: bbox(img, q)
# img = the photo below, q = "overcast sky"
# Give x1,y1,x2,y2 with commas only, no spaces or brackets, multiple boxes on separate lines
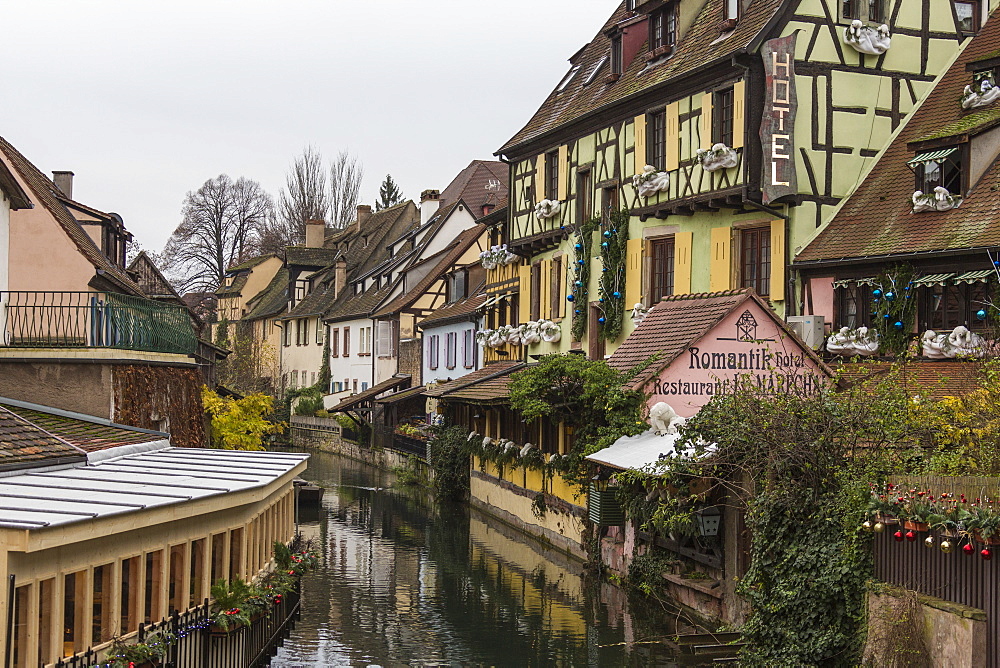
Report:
1,1,612,252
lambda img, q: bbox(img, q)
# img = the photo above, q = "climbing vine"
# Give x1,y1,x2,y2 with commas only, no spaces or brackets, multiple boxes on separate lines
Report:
598,207,630,342
568,218,598,342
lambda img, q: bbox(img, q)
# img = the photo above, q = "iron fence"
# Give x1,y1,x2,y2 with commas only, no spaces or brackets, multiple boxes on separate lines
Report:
52,583,300,668
0,291,196,355
391,433,429,459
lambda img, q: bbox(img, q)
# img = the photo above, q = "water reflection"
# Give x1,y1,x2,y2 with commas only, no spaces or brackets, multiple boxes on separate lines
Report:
272,452,693,667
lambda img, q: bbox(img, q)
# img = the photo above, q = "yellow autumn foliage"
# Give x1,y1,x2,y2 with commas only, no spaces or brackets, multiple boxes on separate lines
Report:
201,386,285,451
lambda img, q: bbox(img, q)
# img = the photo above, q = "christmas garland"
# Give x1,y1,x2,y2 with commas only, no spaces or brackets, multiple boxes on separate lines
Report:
870,266,916,356
598,208,630,342
568,218,598,341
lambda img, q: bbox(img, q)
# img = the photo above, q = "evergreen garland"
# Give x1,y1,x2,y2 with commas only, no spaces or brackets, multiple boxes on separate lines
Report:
598,208,630,341
569,218,598,342
870,265,916,356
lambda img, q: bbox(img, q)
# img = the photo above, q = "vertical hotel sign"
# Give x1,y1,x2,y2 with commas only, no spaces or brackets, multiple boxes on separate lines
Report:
760,34,797,204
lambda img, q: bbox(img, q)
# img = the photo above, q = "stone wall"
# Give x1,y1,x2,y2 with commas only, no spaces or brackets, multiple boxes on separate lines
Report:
865,587,987,667
397,338,422,384
290,420,414,471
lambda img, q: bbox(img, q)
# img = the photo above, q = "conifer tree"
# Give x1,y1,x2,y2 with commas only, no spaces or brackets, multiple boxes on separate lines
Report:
375,174,403,211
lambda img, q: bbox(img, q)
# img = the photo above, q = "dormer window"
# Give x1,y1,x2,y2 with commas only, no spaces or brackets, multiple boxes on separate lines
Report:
722,0,739,29
610,34,623,77
585,56,608,85
557,65,581,93
911,148,963,195
649,4,677,56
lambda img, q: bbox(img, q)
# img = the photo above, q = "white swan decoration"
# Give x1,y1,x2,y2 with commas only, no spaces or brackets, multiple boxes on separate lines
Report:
844,20,891,55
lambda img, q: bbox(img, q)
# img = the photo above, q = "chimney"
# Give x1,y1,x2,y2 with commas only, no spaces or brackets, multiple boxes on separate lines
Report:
355,204,372,233
334,257,347,297
52,171,74,199
305,219,325,248
420,189,440,226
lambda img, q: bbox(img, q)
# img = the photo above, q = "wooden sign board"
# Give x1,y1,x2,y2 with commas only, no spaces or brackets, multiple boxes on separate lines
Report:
760,34,798,204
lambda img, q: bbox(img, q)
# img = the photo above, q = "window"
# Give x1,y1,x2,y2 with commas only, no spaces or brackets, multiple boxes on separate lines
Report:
551,256,563,316
724,0,739,21
740,228,771,296
282,323,291,347
914,149,963,195
463,329,475,368
362,382,369,390
295,318,308,346
331,328,340,356
649,4,677,52
556,65,581,92
530,262,542,320
546,150,559,200
842,0,885,22
577,169,593,224
317,321,324,345
343,327,350,356
353,379,358,393
446,331,457,369
428,334,439,370
836,284,871,329
611,34,623,76
955,1,980,32
377,320,395,357
649,237,676,302
584,56,608,85
714,87,735,147
922,281,990,331
449,270,468,302
290,370,299,389
648,110,666,170
602,186,619,225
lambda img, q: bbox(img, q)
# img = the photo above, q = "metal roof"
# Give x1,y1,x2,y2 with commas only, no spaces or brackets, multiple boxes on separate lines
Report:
0,447,308,530
586,430,716,472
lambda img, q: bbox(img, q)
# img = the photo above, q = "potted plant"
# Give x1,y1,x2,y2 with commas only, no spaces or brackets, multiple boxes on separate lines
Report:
970,506,1000,545
210,578,254,634
105,630,174,668
903,497,933,532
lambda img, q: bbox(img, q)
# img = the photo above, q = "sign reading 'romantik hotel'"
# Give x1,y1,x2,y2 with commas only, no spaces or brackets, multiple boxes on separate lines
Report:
760,34,798,204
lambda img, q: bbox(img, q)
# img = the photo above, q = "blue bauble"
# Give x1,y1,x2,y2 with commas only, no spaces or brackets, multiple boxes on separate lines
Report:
977,309,988,320
873,289,882,297
613,291,621,298
566,295,574,302
602,268,608,272
599,297,604,303
885,291,895,301
995,260,1000,267
884,314,891,319
603,231,612,238
575,280,583,287
894,321,903,330
598,317,606,323
575,243,582,250
575,309,581,314
578,260,585,265
601,242,609,248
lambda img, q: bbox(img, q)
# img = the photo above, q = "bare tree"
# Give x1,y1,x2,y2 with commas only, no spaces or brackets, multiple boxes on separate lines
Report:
329,150,364,228
161,174,273,293
272,146,329,248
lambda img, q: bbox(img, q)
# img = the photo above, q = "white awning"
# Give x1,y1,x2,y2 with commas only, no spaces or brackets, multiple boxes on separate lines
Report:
907,147,959,166
911,272,956,287
954,269,996,284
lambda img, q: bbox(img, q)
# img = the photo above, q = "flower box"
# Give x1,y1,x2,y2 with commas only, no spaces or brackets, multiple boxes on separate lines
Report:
903,520,929,532
973,530,1000,546
719,18,738,32
877,513,899,525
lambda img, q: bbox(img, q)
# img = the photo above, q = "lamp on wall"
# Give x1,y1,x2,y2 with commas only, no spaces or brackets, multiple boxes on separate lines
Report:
695,506,722,537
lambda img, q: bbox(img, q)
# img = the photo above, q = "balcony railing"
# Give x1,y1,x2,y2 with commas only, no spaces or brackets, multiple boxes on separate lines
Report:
0,291,196,355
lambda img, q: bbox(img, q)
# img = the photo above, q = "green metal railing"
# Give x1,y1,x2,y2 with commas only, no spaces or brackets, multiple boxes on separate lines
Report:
0,291,196,355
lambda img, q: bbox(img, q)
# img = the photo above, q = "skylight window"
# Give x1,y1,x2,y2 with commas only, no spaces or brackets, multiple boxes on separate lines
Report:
557,65,582,92
585,56,608,85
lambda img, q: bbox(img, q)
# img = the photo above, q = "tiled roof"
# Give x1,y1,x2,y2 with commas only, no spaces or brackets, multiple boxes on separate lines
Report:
324,283,395,322
0,159,30,210
424,361,525,398
227,254,277,273
284,267,337,319
607,289,820,392
375,385,427,404
329,375,412,412
440,161,509,214
0,406,85,469
796,10,1000,264
419,294,487,328
372,223,485,318
285,246,340,268
0,136,143,295
834,359,983,400
0,402,162,453
438,365,523,403
498,0,783,154
216,272,250,298
127,251,182,300
244,268,289,320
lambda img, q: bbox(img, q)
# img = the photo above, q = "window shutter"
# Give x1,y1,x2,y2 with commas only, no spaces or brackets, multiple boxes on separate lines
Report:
709,227,732,292
700,93,714,148
665,102,680,171
624,237,644,309
464,329,474,368
377,321,391,357
518,264,532,323
732,80,745,150
540,259,551,319
559,255,568,318
634,115,647,174
557,145,569,201
673,231,693,294
535,154,546,199
770,220,786,301
447,332,457,369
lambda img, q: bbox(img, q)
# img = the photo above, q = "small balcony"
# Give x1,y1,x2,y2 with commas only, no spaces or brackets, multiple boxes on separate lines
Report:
0,291,196,355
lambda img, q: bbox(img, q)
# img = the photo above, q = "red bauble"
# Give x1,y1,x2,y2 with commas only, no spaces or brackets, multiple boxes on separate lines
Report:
982,548,993,561
905,530,916,542
963,543,975,555
893,530,904,542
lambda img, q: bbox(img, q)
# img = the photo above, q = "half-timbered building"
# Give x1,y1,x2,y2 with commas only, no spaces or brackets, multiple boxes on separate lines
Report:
494,0,995,361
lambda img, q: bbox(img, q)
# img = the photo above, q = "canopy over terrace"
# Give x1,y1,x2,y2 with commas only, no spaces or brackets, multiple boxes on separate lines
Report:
328,374,411,428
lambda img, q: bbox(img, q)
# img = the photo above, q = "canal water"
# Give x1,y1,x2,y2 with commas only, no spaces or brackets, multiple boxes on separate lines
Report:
271,451,698,667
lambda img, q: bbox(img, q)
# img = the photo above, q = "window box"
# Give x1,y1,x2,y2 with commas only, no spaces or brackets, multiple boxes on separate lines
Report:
603,72,621,84
961,71,1000,110
696,143,739,172
911,188,962,213
826,326,880,357
632,165,670,198
843,21,891,55
719,17,738,32
534,199,561,220
645,44,673,61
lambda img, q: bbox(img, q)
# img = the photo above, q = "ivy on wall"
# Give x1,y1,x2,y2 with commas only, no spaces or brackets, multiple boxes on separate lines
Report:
598,208,630,342
113,365,206,447
569,219,598,342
